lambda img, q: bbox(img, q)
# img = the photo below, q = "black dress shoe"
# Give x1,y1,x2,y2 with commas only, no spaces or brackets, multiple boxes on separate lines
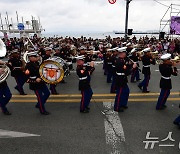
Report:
40,111,50,115
3,110,11,115
35,104,39,109
173,121,179,125
142,90,150,93
137,79,141,81
114,108,124,112
51,92,59,95
138,85,142,90
156,107,165,110
131,81,136,83
122,106,128,109
80,109,89,113
14,86,20,93
61,80,66,84
118,108,124,112
20,92,27,95
86,107,90,111
162,105,167,109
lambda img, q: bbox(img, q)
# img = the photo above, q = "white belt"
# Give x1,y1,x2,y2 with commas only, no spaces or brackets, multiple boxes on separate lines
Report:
14,67,21,69
116,72,125,76
66,62,72,65
161,76,171,80
29,76,37,79
143,65,150,68
107,62,112,65
79,76,88,80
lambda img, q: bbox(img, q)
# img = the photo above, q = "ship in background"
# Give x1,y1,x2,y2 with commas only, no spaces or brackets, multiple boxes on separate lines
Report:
113,30,159,35
0,11,44,38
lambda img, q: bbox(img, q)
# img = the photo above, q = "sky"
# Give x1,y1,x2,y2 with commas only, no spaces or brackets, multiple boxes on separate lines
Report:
0,0,180,34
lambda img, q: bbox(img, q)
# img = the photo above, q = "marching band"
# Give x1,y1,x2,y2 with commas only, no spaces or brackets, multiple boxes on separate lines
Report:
0,35,179,127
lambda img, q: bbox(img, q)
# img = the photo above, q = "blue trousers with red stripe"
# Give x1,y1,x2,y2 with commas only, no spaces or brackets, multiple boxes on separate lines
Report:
114,85,130,112
80,88,93,111
131,68,140,82
174,115,180,124
34,84,50,113
14,75,26,94
110,74,116,93
103,63,107,75
156,89,170,109
50,84,57,94
0,84,12,112
138,75,150,91
107,69,113,83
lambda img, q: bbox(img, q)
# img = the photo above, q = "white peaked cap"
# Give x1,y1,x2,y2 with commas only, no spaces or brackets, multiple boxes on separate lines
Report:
142,47,151,52
117,47,127,53
160,53,171,60
131,48,137,54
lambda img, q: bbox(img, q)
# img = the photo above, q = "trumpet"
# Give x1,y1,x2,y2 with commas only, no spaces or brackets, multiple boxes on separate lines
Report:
150,51,159,59
171,56,180,64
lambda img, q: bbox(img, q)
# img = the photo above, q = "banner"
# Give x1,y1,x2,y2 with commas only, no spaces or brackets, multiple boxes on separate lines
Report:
170,16,180,35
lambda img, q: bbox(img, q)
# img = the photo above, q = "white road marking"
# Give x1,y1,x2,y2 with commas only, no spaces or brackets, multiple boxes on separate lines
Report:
103,102,126,154
0,129,40,138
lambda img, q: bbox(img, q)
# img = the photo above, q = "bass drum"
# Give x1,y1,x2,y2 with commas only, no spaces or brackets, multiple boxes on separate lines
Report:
49,56,70,77
39,56,70,85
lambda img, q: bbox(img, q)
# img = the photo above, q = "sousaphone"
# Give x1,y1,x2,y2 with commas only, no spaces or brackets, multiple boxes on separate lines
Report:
0,38,10,83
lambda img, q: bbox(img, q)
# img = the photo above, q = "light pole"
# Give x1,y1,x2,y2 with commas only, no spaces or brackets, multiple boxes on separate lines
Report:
108,0,132,40
125,0,132,40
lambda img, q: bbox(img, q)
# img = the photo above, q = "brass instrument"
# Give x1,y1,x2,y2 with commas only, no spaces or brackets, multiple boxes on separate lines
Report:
23,50,42,64
171,56,180,64
0,63,10,84
0,38,6,57
150,51,159,58
0,39,10,83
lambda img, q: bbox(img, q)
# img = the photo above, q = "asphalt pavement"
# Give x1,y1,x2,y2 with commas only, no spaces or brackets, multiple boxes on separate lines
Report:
0,62,180,154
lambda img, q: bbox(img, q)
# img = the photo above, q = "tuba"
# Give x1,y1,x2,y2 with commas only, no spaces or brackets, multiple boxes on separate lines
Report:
23,50,42,64
0,38,7,57
0,63,10,84
0,38,10,83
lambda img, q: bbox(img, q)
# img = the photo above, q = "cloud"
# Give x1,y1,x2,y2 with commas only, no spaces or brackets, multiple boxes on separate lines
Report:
0,0,179,34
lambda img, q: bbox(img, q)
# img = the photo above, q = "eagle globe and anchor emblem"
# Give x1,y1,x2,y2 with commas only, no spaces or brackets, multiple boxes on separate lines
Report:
39,60,64,84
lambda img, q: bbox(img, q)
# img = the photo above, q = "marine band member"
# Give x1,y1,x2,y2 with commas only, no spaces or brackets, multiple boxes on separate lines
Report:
8,49,27,95
138,48,155,93
114,47,131,112
0,60,12,115
156,53,178,110
76,57,94,113
25,51,50,115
